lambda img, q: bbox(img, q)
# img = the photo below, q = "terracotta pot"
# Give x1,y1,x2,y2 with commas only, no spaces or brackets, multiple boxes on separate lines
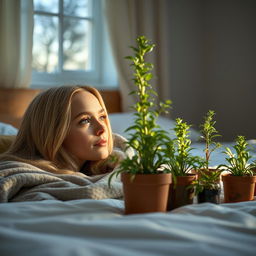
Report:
197,188,221,204
222,174,256,203
252,168,256,196
167,174,197,210
121,172,172,214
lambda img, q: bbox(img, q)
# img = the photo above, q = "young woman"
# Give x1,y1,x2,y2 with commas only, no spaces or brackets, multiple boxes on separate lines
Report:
0,85,128,176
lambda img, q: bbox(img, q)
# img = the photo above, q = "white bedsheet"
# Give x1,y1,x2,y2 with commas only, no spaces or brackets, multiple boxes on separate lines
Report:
0,199,255,256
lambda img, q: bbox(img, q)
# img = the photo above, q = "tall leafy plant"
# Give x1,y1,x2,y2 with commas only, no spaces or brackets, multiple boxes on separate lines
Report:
200,110,222,171
192,110,222,194
110,36,171,180
165,118,203,178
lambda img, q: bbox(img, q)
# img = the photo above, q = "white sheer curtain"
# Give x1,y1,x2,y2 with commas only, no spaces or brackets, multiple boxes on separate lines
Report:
0,0,33,88
104,0,171,111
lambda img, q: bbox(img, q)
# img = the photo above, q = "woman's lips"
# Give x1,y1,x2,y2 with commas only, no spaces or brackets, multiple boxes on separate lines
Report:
94,139,107,146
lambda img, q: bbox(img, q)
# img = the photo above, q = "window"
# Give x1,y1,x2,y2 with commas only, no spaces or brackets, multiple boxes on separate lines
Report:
31,0,117,88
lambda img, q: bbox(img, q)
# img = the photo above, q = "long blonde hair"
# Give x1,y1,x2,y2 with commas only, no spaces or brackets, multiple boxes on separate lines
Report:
0,86,113,174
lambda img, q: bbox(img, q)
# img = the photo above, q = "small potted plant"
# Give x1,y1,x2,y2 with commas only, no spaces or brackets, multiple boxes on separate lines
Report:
193,110,222,204
109,36,172,214
165,118,204,210
219,135,256,203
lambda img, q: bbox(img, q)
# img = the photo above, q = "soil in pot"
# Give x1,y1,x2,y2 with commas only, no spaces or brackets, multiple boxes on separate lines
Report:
167,174,196,210
121,172,172,214
222,174,256,203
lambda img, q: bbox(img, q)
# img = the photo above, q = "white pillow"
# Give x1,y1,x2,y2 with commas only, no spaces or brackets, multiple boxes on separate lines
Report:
109,112,201,142
0,122,18,135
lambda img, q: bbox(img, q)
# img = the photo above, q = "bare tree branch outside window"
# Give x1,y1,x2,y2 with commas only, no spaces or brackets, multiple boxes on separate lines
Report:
32,0,92,73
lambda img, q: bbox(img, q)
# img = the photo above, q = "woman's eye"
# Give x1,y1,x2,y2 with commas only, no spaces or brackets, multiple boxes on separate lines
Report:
99,115,107,121
79,118,91,125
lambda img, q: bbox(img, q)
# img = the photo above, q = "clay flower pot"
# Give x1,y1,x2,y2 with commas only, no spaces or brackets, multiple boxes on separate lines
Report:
197,188,221,204
222,174,256,203
195,168,221,204
167,174,197,210
121,172,172,214
252,168,256,196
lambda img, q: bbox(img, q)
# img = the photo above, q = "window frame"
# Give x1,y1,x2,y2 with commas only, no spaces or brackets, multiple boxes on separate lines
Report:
31,0,114,89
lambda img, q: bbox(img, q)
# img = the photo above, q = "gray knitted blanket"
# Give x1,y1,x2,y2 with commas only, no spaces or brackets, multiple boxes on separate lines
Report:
0,134,132,203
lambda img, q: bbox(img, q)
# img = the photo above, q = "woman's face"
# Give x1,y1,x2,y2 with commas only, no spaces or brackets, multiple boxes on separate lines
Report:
63,90,110,168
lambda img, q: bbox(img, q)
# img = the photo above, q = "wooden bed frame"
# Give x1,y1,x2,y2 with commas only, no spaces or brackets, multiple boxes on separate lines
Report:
0,88,122,128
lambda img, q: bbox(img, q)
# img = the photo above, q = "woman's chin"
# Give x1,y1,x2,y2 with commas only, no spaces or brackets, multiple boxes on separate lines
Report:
92,150,110,161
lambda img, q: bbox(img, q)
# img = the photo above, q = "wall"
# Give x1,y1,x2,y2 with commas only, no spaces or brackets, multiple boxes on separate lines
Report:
168,0,256,141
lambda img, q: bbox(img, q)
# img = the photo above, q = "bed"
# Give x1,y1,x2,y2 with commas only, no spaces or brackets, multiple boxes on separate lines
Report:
0,88,256,256
0,199,255,256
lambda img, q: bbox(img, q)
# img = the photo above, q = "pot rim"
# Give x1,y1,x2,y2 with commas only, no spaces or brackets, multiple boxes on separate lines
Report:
222,173,256,181
121,172,172,185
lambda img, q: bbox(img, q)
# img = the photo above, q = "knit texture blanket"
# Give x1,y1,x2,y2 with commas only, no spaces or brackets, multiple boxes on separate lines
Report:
0,134,132,203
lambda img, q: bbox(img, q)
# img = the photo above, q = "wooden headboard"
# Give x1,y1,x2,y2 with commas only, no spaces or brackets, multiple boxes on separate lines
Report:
0,88,122,128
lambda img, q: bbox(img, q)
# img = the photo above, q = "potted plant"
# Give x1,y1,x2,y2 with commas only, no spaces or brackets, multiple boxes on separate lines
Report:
192,110,222,204
220,135,256,203
109,36,172,214
165,118,204,210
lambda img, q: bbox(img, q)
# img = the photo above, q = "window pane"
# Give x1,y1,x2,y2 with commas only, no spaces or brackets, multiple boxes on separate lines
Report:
34,0,59,13
32,15,59,73
63,18,92,70
64,0,92,17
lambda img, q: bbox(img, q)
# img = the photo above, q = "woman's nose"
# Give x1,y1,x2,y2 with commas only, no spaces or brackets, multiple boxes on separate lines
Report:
95,122,105,136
